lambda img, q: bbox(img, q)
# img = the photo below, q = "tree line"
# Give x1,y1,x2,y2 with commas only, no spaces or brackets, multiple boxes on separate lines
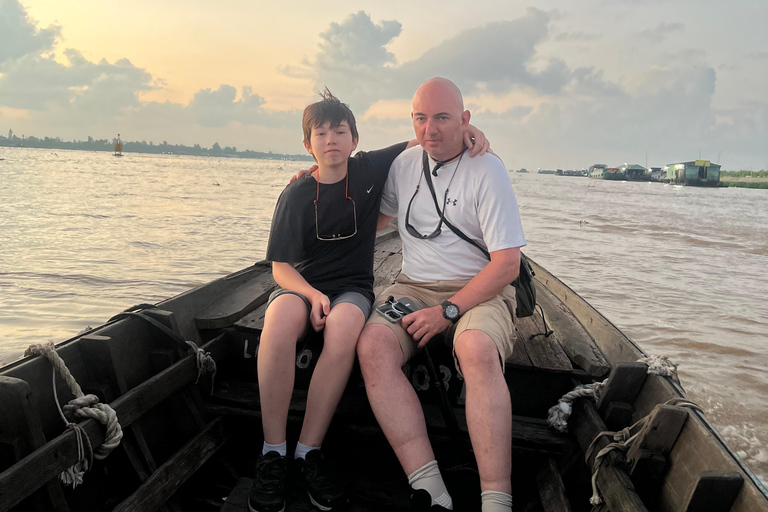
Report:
0,132,313,161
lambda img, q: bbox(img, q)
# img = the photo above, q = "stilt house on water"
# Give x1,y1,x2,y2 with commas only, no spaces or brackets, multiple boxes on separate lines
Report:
619,163,648,181
664,160,721,186
588,164,607,178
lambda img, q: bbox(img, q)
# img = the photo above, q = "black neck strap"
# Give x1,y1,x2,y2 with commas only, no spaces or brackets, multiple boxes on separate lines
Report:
430,147,466,176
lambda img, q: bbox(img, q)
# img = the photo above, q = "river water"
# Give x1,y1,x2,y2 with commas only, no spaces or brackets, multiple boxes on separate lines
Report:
1,147,767,484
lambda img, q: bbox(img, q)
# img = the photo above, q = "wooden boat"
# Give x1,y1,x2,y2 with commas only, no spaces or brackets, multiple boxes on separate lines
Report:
1,228,766,512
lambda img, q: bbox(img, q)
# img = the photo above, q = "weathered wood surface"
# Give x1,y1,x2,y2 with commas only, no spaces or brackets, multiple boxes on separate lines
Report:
597,362,648,430
570,398,649,512
528,257,645,364
0,377,70,512
682,471,744,512
535,284,610,377
534,458,572,512
195,270,276,329
0,335,230,512
111,418,228,512
515,313,572,373
627,374,767,512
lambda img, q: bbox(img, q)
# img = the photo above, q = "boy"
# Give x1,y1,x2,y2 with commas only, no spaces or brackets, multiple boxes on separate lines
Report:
250,89,486,512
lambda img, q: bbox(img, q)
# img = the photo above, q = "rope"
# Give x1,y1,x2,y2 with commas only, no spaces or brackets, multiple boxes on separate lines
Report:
543,354,688,505
585,397,701,505
639,354,679,380
185,340,217,394
24,342,123,488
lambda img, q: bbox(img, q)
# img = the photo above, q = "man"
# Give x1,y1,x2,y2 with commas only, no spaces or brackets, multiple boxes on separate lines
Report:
357,77,525,512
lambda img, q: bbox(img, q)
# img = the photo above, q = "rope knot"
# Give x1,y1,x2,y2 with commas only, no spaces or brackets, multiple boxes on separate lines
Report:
24,341,123,488
185,340,217,394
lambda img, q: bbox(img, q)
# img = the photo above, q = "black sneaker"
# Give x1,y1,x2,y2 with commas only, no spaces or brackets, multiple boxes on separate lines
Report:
248,451,288,512
409,488,452,511
295,450,346,511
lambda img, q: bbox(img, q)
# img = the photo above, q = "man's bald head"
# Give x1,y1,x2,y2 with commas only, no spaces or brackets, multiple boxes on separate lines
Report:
411,77,470,161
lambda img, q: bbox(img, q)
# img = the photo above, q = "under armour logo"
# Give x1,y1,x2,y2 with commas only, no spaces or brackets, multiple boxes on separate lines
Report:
446,198,458,206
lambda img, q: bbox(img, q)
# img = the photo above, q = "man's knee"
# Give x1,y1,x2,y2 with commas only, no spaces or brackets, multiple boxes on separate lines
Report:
357,324,404,370
454,330,501,374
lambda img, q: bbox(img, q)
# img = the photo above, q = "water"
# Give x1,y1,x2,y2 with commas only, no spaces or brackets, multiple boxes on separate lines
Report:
2,148,767,484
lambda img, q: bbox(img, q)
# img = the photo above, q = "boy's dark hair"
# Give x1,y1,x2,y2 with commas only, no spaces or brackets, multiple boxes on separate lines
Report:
302,88,358,145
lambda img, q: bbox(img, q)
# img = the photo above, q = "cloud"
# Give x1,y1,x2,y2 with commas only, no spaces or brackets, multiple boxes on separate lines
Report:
638,22,685,43
188,85,298,128
555,31,599,41
0,0,60,64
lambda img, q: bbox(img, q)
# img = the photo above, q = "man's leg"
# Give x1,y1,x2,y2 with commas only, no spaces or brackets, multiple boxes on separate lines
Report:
257,294,310,445
453,330,512,496
299,302,365,446
357,323,434,472
357,324,452,510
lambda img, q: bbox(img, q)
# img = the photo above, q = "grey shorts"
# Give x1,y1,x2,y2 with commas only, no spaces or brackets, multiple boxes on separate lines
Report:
268,288,373,319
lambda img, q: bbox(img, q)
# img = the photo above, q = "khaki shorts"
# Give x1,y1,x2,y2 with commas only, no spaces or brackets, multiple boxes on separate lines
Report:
366,274,517,376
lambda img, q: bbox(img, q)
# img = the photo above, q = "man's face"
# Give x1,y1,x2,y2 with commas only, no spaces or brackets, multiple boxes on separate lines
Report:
411,84,469,161
304,120,358,168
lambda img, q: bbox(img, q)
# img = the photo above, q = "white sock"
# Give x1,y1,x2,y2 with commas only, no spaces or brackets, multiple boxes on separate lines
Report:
262,441,287,457
481,490,513,512
294,441,320,460
408,460,454,510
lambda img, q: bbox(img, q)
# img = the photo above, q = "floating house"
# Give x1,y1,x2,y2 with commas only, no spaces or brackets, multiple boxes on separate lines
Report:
619,163,648,181
663,160,721,187
589,164,607,178
538,168,557,174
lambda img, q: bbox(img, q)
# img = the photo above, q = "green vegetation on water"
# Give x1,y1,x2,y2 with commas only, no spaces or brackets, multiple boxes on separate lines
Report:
723,181,768,189
721,170,768,177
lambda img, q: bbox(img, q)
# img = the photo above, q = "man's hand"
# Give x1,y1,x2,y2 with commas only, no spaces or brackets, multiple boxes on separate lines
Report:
309,293,331,331
464,124,490,157
401,306,452,348
290,164,319,184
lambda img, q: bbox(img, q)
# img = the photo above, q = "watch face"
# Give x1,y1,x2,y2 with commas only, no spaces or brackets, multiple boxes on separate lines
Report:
445,304,459,319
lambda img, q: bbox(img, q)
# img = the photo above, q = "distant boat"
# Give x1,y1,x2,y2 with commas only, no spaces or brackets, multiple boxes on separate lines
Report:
517,168,528,173
113,134,123,157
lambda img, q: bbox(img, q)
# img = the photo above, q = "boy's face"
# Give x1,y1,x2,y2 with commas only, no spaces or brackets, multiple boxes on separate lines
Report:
304,120,358,168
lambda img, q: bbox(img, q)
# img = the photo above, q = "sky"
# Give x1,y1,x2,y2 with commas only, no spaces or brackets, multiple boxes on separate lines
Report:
1,0,767,170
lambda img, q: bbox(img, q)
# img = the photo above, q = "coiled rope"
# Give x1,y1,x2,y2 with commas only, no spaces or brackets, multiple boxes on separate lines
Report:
545,354,689,505
185,340,217,393
24,342,123,488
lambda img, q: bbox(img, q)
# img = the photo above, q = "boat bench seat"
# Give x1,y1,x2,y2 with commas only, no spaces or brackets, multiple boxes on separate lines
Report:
195,272,277,330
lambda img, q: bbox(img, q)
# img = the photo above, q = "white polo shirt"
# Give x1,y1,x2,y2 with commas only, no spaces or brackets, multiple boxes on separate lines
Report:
380,146,526,282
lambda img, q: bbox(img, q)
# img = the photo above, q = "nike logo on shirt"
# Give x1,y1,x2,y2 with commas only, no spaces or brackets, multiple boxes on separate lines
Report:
366,185,374,193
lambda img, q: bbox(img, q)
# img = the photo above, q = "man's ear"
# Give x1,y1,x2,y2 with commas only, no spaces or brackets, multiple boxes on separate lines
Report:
461,110,471,127
351,137,359,152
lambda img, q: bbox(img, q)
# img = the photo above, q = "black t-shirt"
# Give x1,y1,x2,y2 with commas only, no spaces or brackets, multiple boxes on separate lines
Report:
266,142,408,302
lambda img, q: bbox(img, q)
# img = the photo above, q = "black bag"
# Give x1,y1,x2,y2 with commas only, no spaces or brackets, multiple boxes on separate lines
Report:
420,151,536,318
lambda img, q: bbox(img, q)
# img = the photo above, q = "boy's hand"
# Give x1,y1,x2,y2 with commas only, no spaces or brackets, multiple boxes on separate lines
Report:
290,165,319,184
464,124,490,157
309,293,331,331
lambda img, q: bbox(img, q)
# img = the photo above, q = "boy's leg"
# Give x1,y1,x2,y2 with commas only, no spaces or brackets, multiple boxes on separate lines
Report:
258,293,310,445
299,299,366,446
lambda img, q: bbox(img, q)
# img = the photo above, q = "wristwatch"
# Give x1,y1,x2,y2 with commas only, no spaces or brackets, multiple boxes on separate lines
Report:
441,301,460,323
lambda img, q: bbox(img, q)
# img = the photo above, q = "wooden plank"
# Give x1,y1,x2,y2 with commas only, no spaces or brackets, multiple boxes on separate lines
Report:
597,362,648,430
0,377,70,512
0,335,231,512
515,314,572,372
528,257,645,365
195,272,276,329
534,458,573,512
535,285,610,377
111,418,229,512
373,252,403,296
221,477,251,512
234,302,268,332
570,398,649,512
683,471,743,512
627,405,689,472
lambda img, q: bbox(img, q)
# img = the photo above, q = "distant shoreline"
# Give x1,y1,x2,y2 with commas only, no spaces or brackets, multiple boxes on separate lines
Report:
0,138,314,161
